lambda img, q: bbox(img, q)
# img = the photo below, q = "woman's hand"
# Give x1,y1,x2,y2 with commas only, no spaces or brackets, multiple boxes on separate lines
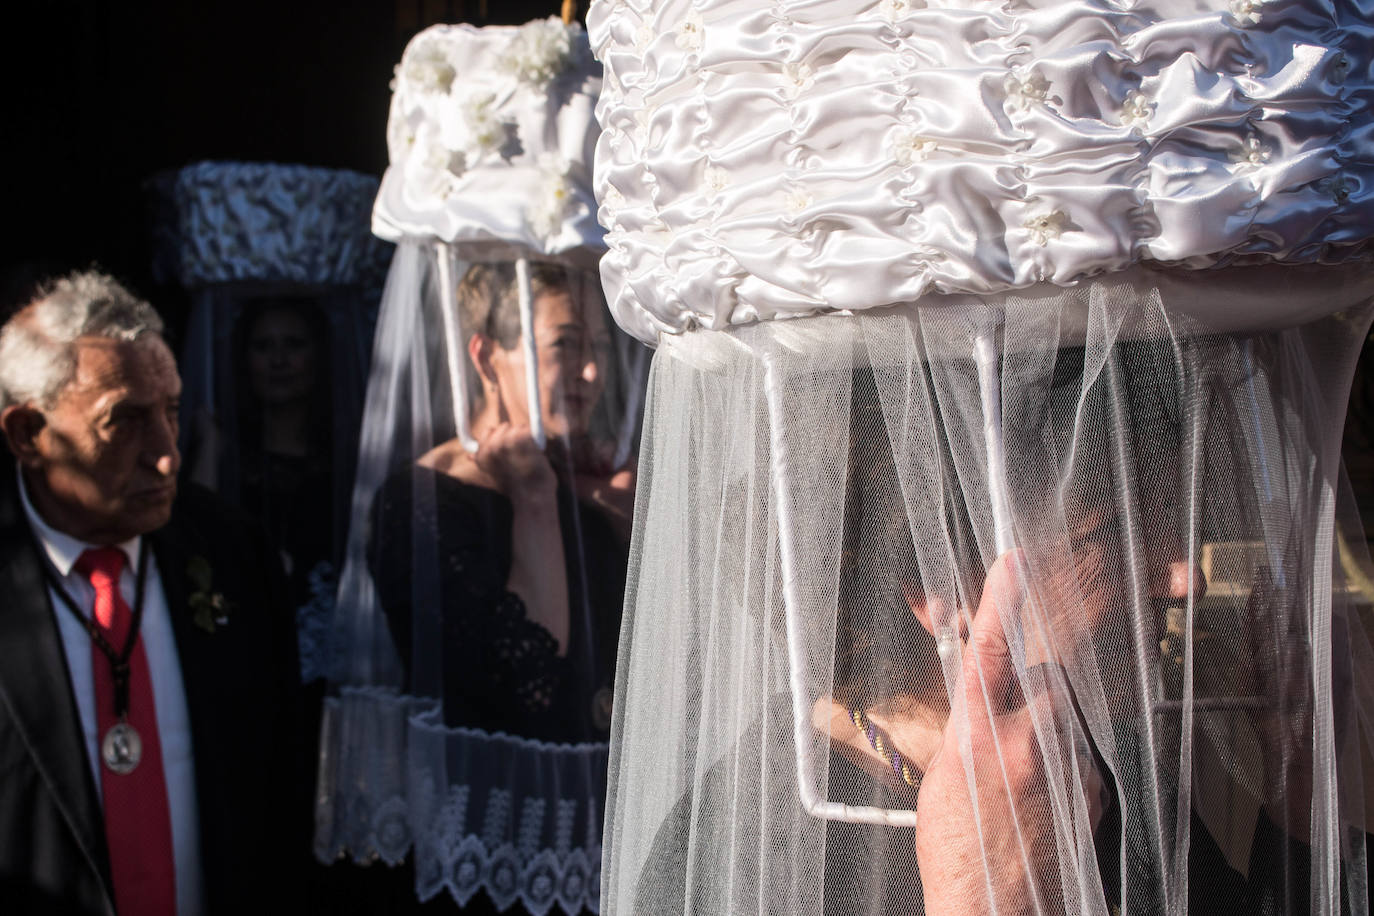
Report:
552,437,638,541
914,551,1105,916
475,422,557,502
474,423,569,654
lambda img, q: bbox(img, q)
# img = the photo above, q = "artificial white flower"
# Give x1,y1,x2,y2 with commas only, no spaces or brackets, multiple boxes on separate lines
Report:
499,17,573,88
784,187,813,215
1330,53,1351,84
602,185,627,210
1229,133,1271,170
1229,0,1263,26
783,61,816,97
1121,90,1153,127
400,42,456,94
890,129,936,165
432,89,508,173
1004,71,1051,113
530,155,574,240
880,0,912,23
386,106,417,162
634,22,656,51
677,10,705,52
704,166,731,194
1326,173,1355,205
632,107,654,145
1023,210,1070,245
457,91,506,160
410,127,463,199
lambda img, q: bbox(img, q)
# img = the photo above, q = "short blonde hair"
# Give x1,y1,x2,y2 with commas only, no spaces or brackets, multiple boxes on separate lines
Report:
456,261,571,351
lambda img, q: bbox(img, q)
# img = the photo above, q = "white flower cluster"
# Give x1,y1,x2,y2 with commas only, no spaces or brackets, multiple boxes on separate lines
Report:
529,155,574,240
499,17,573,89
406,90,515,199
452,91,506,160
399,41,456,94
377,20,603,251
890,128,937,165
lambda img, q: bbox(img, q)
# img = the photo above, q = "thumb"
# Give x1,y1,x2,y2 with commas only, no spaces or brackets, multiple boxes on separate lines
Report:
961,549,1028,720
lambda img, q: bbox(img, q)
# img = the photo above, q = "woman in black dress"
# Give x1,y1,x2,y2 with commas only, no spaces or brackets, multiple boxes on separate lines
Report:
372,261,632,745
353,259,637,915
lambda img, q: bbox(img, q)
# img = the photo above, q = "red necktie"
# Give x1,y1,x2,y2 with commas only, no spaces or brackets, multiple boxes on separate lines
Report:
77,547,178,916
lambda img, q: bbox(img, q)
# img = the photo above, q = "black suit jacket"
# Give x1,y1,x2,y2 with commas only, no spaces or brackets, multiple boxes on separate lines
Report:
0,455,306,915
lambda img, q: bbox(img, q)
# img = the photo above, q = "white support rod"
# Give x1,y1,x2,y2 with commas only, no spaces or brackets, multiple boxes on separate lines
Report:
1242,338,1287,590
435,242,480,453
974,326,1016,556
762,349,919,829
516,257,547,448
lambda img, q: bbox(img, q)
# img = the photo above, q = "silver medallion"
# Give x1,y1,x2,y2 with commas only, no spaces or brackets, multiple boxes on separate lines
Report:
101,722,142,775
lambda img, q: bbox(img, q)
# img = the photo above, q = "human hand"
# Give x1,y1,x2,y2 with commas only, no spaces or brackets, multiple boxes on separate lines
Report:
554,437,637,540
475,422,556,501
914,551,1106,916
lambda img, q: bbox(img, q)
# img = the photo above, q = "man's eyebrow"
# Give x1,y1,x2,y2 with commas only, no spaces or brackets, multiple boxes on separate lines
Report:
107,393,179,415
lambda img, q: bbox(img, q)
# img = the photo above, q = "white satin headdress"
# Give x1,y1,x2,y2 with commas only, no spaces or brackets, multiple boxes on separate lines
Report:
588,1,1374,915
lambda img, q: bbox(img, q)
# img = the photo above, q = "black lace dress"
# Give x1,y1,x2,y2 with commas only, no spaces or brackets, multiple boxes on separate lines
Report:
370,464,626,747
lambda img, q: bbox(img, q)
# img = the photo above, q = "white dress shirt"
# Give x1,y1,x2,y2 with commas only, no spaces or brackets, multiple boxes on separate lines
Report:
18,469,205,916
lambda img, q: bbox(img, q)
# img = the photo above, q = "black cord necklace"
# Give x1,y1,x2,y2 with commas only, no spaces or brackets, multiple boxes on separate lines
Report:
42,546,151,775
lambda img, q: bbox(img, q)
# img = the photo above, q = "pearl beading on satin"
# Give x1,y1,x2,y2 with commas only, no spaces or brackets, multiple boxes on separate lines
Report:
589,0,1374,344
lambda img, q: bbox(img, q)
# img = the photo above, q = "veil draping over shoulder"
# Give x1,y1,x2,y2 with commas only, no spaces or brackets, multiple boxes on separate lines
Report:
314,20,650,914
589,0,1374,913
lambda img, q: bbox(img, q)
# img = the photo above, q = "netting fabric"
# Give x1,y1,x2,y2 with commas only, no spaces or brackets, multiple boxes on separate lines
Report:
603,267,1374,916
314,20,650,914
587,0,1374,913
147,161,389,683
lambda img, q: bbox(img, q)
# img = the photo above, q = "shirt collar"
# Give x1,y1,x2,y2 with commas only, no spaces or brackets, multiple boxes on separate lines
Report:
15,465,142,578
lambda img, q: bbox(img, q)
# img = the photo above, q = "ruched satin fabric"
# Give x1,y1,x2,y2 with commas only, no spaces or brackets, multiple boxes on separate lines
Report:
147,161,394,289
589,0,1374,343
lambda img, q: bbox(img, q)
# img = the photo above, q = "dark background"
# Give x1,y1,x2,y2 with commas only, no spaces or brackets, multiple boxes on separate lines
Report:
5,1,1374,534
2,0,563,308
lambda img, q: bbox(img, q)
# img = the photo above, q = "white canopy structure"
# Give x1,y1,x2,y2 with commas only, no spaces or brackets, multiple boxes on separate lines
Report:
589,0,1374,913
315,18,648,914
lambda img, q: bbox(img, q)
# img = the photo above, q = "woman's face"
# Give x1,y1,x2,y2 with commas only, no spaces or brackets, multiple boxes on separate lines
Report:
488,286,611,440
246,307,318,406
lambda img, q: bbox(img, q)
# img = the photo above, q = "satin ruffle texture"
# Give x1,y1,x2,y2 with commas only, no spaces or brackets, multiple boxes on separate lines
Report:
589,0,1374,343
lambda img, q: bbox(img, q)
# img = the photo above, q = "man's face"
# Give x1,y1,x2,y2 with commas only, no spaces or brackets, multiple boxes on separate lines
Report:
23,336,182,543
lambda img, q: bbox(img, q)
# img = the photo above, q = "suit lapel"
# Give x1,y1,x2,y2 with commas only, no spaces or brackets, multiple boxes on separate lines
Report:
0,468,112,900
149,512,235,910
148,520,217,751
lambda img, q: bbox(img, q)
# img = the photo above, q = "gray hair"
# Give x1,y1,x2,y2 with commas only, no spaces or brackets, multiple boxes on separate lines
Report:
0,270,166,411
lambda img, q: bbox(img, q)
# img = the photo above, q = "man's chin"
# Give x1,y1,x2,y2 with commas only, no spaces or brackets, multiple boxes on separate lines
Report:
125,489,176,533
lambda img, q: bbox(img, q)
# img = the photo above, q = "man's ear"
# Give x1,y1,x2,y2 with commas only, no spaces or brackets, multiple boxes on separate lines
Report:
0,405,46,465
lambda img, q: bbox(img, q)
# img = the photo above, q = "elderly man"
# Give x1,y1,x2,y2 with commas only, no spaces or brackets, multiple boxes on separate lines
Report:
0,270,303,915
